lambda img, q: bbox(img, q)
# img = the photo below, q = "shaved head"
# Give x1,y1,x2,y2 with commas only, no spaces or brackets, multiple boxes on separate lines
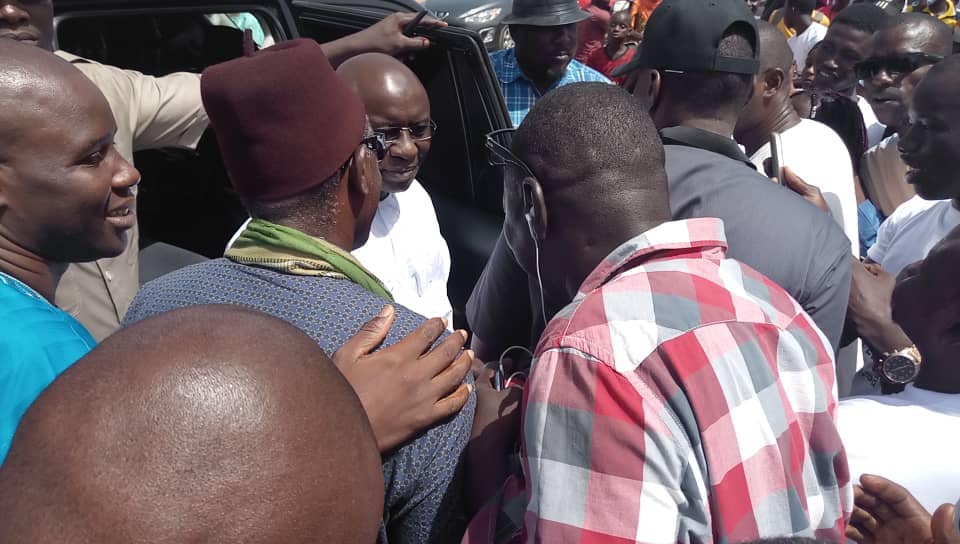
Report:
0,39,139,265
337,53,432,193
886,12,953,56
0,39,107,144
758,20,794,72
734,21,800,154
0,305,384,544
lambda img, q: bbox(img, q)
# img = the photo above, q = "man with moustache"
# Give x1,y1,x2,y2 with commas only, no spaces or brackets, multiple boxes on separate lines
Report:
0,40,140,462
339,53,453,324
491,0,610,126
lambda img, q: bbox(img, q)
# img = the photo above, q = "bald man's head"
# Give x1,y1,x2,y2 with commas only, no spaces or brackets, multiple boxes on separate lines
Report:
0,39,140,264
337,53,432,193
734,21,797,153
0,305,384,544
758,20,794,73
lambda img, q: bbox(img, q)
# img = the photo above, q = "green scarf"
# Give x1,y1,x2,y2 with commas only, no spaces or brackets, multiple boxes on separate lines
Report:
225,219,393,302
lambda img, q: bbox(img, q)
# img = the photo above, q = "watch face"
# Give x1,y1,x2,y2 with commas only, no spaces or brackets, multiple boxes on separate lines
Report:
883,355,919,384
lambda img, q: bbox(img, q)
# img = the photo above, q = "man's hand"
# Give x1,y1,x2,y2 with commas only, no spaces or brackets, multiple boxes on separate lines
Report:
773,166,830,213
359,12,447,55
321,12,447,67
465,358,523,515
848,474,934,544
848,258,914,354
333,305,474,453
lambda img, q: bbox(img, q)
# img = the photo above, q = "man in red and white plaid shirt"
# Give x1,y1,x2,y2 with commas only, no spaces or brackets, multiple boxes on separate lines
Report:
472,81,851,543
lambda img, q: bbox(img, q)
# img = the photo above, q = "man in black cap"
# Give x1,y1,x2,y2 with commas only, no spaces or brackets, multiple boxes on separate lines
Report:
467,0,853,364
491,0,610,126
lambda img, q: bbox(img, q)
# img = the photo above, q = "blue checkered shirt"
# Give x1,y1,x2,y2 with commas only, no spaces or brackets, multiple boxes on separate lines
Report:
490,48,611,127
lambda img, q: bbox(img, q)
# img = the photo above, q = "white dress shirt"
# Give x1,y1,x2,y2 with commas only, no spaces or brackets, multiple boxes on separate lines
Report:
352,180,454,326
840,385,960,512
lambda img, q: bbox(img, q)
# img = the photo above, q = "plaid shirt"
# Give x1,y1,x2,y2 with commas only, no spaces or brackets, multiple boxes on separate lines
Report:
490,49,610,127
520,218,851,543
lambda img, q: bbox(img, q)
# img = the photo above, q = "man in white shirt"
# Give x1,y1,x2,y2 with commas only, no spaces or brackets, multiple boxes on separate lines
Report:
337,53,454,325
840,224,960,513
813,3,891,147
847,57,960,396
737,21,863,394
785,0,829,71
867,58,960,276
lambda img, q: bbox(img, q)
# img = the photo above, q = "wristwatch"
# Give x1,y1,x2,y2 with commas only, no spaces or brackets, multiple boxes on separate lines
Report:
875,346,922,385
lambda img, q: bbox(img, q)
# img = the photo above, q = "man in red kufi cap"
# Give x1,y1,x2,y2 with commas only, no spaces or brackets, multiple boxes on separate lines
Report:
123,39,476,544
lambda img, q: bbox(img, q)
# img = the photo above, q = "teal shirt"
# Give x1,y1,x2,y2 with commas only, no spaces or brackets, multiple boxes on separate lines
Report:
0,273,95,464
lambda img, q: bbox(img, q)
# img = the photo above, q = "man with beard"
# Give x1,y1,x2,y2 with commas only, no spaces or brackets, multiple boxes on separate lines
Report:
491,0,610,126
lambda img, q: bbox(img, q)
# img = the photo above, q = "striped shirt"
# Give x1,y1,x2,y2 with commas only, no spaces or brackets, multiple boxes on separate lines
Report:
520,218,851,543
490,48,610,127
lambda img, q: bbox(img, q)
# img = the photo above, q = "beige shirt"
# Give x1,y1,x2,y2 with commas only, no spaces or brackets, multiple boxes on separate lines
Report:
53,51,208,341
860,134,915,219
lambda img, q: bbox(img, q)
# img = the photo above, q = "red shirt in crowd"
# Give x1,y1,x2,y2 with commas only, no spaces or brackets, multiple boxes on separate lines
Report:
575,3,611,63
586,44,636,85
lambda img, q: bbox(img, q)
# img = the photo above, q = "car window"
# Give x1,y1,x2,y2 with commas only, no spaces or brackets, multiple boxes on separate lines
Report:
57,11,278,75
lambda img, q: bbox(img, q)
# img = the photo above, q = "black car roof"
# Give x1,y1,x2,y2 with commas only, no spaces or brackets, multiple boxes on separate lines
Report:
53,0,420,13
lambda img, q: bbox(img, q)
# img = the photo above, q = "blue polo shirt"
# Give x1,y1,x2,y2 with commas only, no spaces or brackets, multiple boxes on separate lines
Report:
0,272,95,464
490,48,610,126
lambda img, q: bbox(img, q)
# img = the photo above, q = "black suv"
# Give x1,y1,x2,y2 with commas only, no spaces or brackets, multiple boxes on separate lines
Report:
53,0,511,329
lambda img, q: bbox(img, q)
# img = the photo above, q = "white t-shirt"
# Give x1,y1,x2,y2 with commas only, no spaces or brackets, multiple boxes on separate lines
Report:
352,180,454,325
751,119,860,257
787,22,828,72
857,95,887,149
867,195,960,276
839,385,960,512
752,120,864,396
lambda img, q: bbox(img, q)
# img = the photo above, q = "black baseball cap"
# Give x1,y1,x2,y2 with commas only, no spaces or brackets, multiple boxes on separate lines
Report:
611,0,760,77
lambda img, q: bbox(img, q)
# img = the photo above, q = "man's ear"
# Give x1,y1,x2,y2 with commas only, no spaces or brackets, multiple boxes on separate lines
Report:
345,145,379,200
764,67,788,98
647,69,663,114
0,167,14,212
522,176,548,241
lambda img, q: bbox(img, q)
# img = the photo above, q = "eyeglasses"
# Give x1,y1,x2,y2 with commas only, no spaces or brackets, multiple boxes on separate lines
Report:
484,128,534,183
855,52,943,81
376,120,437,145
361,132,388,161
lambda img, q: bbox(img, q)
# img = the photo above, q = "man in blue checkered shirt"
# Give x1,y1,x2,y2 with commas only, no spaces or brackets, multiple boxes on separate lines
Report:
491,0,610,126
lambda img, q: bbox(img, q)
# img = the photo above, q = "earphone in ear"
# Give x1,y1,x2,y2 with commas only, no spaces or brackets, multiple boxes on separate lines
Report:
525,210,536,240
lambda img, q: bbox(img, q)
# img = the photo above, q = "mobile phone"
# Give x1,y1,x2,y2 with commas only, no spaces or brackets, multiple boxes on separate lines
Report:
769,132,784,183
954,497,960,532
403,9,430,37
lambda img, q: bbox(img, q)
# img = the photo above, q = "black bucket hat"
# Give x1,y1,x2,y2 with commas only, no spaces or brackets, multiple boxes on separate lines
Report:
611,0,760,77
502,0,592,27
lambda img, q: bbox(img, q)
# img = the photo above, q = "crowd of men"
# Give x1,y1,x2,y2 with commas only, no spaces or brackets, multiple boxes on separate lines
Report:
0,0,959,541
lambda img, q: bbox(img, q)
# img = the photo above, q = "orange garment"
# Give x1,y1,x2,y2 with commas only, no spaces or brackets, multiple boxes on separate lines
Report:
629,0,660,30
771,8,830,38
